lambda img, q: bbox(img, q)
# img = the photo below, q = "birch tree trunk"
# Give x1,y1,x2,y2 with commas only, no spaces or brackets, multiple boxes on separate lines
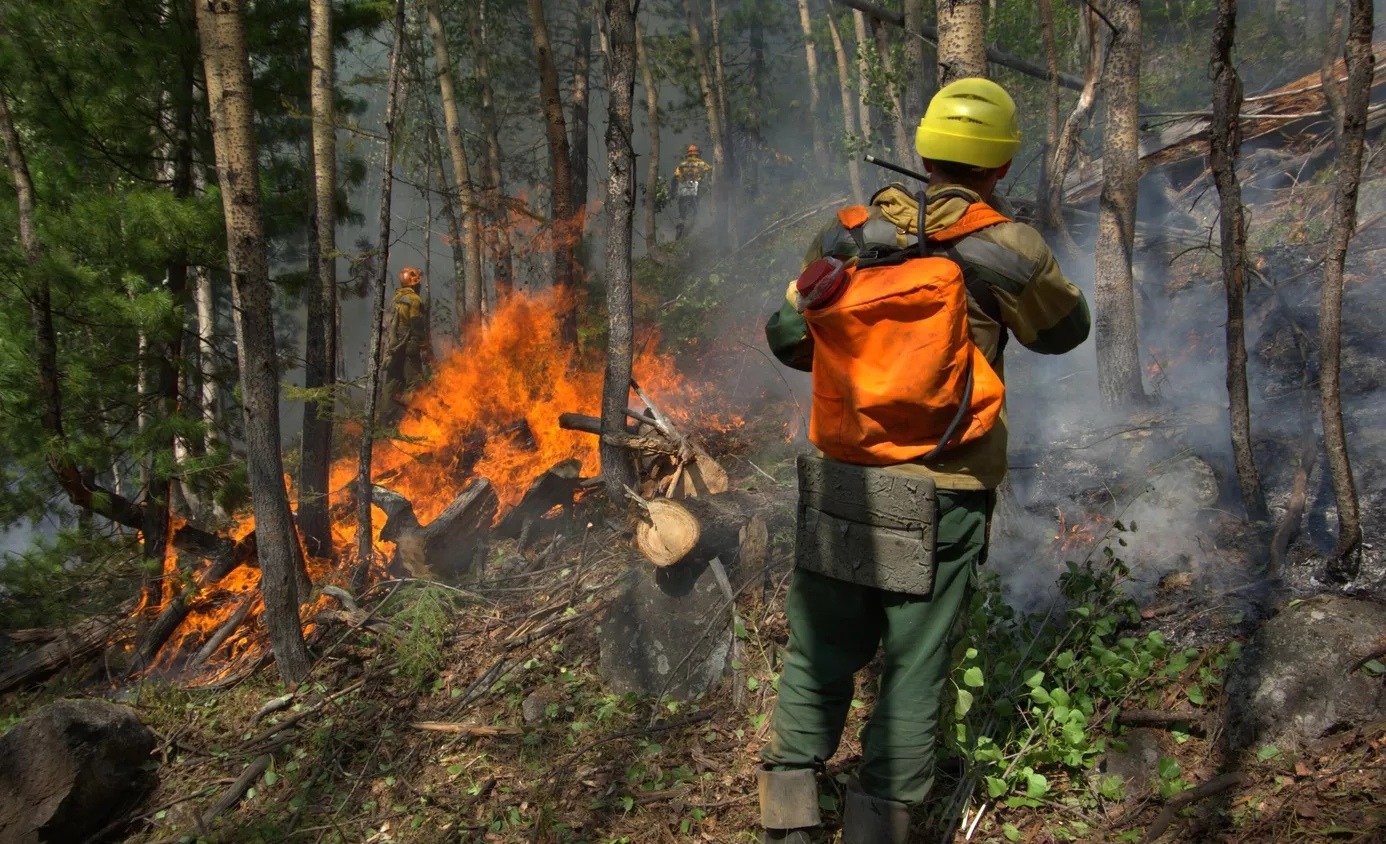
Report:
1319,0,1373,573
683,0,727,191
1210,0,1269,526
356,0,407,583
300,0,337,558
425,0,483,319
936,0,988,85
1093,0,1147,408
795,0,828,167
570,0,594,215
635,20,660,251
601,0,640,500
468,0,512,302
872,18,912,161
1035,0,1062,232
853,10,873,147
902,0,927,116
1044,4,1104,249
827,12,865,201
527,0,577,337
194,0,310,684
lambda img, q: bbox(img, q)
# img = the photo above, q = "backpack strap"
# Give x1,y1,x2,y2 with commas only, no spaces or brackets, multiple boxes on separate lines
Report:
929,200,1016,358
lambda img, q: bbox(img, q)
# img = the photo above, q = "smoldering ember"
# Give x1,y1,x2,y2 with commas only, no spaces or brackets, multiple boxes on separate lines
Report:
2,2,1385,843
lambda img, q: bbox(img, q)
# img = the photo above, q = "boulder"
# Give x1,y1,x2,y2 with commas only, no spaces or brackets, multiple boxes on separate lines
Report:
1225,595,1386,750
597,557,735,700
0,699,158,844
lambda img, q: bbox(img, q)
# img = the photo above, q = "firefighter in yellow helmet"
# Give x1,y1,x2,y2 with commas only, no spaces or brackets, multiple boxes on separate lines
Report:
672,142,713,238
756,78,1090,844
380,266,432,425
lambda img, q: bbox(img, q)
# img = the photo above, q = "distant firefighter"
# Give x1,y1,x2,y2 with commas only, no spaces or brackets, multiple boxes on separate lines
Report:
380,266,431,425
672,143,713,238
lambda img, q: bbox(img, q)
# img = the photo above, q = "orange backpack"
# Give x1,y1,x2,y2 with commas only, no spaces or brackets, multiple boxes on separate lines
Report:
799,199,1008,466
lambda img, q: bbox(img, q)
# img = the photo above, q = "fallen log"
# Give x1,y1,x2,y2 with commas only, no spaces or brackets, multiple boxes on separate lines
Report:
0,602,137,694
633,492,762,568
376,478,498,579
630,381,729,497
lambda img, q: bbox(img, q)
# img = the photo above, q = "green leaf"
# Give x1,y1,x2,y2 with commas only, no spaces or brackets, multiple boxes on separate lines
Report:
1158,757,1181,780
1361,660,1386,676
1023,670,1045,688
1055,651,1075,670
1025,772,1050,798
985,776,1008,798
955,688,974,718
1256,745,1282,762
1003,822,1022,841
262,769,278,787
963,666,985,688
1186,685,1206,705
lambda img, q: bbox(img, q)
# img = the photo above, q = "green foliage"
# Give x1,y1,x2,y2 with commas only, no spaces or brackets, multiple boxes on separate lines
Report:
0,528,141,628
377,583,457,689
947,531,1240,822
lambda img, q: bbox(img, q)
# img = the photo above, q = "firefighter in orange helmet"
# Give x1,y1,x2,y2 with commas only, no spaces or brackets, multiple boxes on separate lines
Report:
380,266,431,424
672,143,713,238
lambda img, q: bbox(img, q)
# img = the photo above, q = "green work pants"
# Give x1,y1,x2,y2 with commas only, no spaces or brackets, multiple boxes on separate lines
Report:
762,489,988,806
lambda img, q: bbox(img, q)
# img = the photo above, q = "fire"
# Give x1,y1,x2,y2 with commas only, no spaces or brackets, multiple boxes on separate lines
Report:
140,289,739,675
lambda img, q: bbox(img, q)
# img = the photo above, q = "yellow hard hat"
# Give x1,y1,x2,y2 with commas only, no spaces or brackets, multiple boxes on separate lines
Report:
399,266,421,287
915,78,1020,169
686,143,701,157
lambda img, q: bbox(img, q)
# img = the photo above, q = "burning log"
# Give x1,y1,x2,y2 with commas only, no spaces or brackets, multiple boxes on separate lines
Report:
0,603,136,695
374,478,498,579
495,459,584,549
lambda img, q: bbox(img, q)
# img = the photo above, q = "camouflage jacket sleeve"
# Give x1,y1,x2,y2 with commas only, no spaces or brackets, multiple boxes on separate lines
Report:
957,223,1091,355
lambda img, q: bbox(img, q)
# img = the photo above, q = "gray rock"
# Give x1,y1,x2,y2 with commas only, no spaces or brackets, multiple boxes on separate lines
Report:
1101,728,1165,801
1226,595,1386,750
597,559,734,700
0,698,157,844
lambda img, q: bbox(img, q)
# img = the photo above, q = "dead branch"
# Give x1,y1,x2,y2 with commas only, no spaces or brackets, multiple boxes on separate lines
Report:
200,754,271,831
410,721,523,736
0,604,136,694
1142,772,1246,842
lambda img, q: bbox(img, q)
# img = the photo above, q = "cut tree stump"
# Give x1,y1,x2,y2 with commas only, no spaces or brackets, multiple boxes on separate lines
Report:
375,478,498,579
598,494,772,700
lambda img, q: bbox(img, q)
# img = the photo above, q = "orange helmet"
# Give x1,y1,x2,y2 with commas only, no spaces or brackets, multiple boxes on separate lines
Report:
399,266,421,288
686,143,701,157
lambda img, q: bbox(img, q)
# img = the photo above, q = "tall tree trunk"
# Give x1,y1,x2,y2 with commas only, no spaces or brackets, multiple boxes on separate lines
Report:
194,0,310,684
1319,0,1372,573
1035,0,1061,232
601,0,640,500
300,0,337,559
356,0,408,580
706,0,738,242
683,0,728,199
425,0,483,320
872,18,912,161
570,0,594,215
1093,0,1146,408
420,84,467,330
527,0,577,338
1044,4,1105,249
853,10,873,147
827,12,865,201
1210,0,1269,527
635,20,660,251
469,0,512,302
902,0,927,116
194,265,220,453
936,0,988,85
796,0,828,167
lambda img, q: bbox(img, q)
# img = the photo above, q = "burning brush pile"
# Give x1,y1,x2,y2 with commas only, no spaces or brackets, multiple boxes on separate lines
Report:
77,291,744,689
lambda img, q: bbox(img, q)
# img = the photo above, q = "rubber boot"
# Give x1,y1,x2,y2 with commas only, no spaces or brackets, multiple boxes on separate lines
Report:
842,782,911,844
758,767,821,844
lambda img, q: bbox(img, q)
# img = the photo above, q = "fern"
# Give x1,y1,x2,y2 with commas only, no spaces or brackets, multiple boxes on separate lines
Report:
379,583,455,689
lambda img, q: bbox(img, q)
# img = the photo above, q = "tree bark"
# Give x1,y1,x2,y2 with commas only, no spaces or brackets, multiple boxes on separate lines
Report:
853,10,873,147
1093,0,1147,408
425,0,483,320
1209,0,1269,527
635,20,660,251
683,0,728,206
795,0,828,167
357,0,408,575
827,11,865,202
1043,4,1105,250
872,18,913,161
1319,0,1372,571
1034,0,1061,232
570,0,594,215
528,0,577,338
300,0,337,558
469,0,513,302
936,0,988,85
194,0,310,684
601,0,641,502
902,0,927,115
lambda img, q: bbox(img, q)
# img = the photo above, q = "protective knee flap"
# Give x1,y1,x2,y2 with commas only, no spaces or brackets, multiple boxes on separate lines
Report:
757,767,821,831
842,784,911,844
